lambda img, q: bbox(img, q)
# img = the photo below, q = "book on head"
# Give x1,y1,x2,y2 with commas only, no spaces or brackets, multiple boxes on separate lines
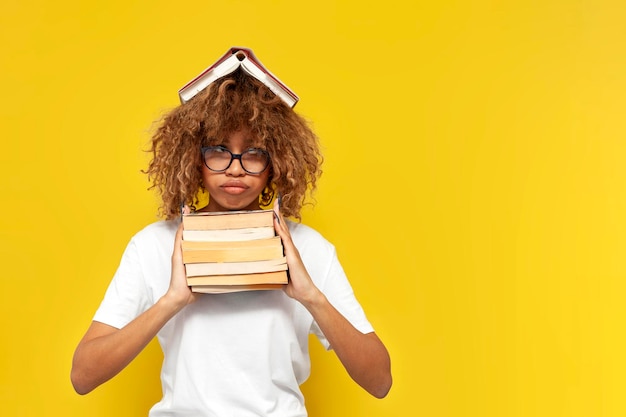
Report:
178,47,299,108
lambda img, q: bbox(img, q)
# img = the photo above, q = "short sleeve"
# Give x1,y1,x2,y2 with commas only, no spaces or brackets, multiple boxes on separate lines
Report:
93,238,152,329
310,248,375,350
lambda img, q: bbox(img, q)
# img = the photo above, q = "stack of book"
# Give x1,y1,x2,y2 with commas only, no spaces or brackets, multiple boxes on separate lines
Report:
182,209,288,293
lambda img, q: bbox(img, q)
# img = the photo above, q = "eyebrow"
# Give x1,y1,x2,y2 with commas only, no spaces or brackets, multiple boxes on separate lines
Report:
216,137,263,149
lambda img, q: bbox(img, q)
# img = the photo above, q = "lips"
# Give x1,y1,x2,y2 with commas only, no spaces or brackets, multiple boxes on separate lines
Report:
220,180,249,195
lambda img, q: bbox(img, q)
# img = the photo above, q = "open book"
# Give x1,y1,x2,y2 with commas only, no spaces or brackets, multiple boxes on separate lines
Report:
178,47,299,107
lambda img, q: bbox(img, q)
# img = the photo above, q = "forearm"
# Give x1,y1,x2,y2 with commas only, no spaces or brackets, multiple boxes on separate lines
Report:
71,294,185,394
303,292,392,398
272,207,392,396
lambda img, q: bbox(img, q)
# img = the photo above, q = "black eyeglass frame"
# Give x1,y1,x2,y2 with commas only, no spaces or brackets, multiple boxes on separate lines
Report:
201,146,271,175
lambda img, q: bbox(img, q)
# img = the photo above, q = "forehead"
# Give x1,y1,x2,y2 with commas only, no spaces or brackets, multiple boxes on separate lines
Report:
207,128,265,147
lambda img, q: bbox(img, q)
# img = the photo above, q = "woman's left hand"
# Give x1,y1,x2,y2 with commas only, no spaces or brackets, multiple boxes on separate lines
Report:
272,199,322,305
272,199,392,398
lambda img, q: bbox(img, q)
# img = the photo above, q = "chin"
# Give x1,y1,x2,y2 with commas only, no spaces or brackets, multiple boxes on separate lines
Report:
210,197,260,212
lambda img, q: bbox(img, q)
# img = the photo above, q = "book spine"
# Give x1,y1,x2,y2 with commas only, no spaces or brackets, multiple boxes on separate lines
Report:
182,245,284,264
185,257,288,277
182,227,276,242
191,283,286,294
186,271,288,286
182,211,274,230
182,236,281,250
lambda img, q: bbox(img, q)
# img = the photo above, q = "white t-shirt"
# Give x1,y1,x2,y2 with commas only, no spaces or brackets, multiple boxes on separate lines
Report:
93,219,374,417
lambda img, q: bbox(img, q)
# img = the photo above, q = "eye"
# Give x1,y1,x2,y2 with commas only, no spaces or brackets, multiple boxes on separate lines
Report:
245,148,264,155
208,147,232,160
243,148,269,161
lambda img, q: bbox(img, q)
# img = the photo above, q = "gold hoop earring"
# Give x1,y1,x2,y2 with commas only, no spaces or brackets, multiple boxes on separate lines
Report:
260,185,275,206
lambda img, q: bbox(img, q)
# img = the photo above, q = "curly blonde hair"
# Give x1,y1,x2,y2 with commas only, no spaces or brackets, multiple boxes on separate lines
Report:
145,69,322,220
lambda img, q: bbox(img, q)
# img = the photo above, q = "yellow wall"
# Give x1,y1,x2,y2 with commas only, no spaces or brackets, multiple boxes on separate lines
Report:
2,1,626,416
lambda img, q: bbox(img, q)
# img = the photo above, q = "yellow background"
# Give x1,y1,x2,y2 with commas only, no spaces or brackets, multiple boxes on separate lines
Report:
1,1,625,416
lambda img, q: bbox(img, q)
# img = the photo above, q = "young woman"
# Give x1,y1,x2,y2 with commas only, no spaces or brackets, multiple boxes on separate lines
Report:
71,56,391,416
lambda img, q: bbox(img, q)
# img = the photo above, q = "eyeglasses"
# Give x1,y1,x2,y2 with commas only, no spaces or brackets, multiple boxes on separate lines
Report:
201,146,271,174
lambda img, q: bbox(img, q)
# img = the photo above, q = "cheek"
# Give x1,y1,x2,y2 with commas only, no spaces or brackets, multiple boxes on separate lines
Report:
245,173,271,198
259,171,271,188
201,168,217,190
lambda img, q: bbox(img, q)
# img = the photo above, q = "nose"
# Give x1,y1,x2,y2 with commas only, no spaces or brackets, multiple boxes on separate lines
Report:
224,155,245,176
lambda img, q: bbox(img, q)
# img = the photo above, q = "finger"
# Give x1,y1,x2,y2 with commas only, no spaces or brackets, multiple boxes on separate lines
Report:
173,222,184,257
175,221,184,241
272,198,287,234
272,196,281,222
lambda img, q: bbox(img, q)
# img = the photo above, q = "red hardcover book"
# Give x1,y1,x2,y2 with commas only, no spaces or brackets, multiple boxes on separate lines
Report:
178,47,299,107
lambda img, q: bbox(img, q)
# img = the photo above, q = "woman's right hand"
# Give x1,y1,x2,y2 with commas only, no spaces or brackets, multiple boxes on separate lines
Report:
71,219,197,394
165,220,199,308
